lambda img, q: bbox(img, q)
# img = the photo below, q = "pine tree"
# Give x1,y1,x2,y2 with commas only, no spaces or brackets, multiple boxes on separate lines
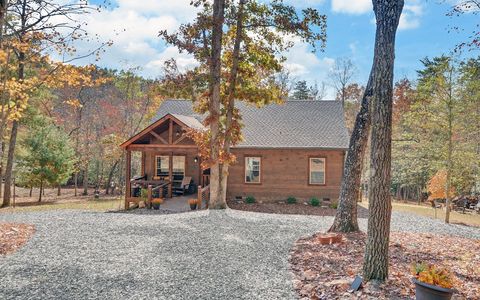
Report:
17,115,76,202
292,80,310,100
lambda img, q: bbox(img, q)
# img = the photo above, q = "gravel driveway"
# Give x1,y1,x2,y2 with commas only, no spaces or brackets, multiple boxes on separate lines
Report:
1,209,479,300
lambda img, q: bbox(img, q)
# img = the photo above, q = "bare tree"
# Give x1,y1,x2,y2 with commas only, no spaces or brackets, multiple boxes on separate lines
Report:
310,81,327,100
329,57,357,106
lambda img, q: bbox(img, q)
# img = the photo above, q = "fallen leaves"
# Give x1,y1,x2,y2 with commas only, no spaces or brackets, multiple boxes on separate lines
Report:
289,231,480,299
0,223,35,255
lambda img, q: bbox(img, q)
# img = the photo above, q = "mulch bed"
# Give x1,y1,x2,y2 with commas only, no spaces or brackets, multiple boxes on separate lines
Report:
289,231,480,299
0,223,35,255
227,200,369,218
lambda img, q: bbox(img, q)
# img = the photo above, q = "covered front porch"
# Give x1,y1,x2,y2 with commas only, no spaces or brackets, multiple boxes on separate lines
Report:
120,113,210,210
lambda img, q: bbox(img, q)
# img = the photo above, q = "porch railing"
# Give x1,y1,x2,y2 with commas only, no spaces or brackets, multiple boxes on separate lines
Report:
197,185,210,209
201,174,210,187
125,180,171,209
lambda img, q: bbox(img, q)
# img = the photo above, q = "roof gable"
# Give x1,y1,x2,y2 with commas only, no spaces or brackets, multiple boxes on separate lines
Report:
120,113,204,148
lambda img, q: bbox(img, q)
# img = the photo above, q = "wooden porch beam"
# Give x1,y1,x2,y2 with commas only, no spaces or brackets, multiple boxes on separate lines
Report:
173,134,187,145
168,119,173,144
150,130,168,144
126,144,197,150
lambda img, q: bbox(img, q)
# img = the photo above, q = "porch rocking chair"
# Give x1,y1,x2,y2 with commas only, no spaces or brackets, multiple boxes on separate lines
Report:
173,176,193,196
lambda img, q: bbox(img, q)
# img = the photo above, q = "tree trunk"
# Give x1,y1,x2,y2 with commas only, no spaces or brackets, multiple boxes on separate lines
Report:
0,141,4,199
38,180,43,202
105,160,119,195
0,0,9,203
2,119,18,207
329,74,374,232
82,164,88,195
74,172,78,196
29,186,32,197
362,0,403,282
207,0,226,209
445,87,453,223
221,0,245,203
57,185,61,196
0,0,7,45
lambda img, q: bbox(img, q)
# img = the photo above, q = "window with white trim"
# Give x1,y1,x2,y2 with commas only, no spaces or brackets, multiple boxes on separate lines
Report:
245,157,261,183
309,157,325,185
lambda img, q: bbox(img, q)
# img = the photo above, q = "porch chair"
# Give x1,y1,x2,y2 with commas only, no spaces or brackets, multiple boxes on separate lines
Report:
173,176,193,196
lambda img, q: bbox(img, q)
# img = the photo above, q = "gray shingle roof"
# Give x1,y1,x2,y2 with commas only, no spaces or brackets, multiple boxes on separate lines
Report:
152,100,350,149
171,114,205,130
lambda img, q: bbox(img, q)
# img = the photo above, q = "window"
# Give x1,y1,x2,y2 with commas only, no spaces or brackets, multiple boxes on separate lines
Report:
245,157,261,183
172,156,185,181
309,157,326,185
155,156,169,177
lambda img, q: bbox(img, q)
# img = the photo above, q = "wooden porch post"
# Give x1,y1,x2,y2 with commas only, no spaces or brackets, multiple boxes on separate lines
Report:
168,152,173,198
125,149,131,210
147,184,152,208
167,120,173,198
141,151,145,178
197,185,202,209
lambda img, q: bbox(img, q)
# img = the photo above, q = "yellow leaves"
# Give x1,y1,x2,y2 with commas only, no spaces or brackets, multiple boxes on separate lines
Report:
64,98,83,108
43,63,111,89
1,78,38,121
0,49,8,64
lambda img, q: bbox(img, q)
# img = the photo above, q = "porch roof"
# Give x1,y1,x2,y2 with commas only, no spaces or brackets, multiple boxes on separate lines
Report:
120,113,204,149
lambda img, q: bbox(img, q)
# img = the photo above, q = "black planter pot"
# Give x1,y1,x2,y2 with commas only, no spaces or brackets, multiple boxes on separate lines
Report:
413,279,454,300
152,203,161,210
190,203,197,210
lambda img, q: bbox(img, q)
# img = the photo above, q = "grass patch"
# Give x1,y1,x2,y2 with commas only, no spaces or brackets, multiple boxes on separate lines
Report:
0,198,123,213
358,201,480,227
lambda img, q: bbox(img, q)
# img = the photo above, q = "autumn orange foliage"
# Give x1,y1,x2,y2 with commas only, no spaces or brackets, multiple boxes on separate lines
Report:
427,170,456,200
411,262,455,289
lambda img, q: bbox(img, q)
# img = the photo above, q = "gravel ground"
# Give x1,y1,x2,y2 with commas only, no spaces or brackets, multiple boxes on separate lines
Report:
0,209,478,300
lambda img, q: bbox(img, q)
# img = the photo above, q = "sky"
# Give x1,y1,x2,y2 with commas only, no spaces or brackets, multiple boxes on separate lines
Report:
68,0,478,98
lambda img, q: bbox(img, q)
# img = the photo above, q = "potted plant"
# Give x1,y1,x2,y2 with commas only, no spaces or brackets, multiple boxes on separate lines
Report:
188,198,198,210
411,262,455,300
151,198,163,210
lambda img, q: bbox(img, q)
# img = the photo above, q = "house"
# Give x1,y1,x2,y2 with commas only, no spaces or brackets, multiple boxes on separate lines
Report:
120,99,349,208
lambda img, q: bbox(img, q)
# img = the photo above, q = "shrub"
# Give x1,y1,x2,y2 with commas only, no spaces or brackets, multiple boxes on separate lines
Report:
287,196,297,204
411,262,454,289
140,188,148,200
245,196,256,204
329,202,338,209
309,197,320,207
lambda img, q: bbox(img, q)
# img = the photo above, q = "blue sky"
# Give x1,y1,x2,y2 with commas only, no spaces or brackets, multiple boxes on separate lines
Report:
75,0,478,98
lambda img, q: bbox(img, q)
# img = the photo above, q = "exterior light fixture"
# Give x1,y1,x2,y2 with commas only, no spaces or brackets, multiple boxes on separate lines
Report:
194,157,198,163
